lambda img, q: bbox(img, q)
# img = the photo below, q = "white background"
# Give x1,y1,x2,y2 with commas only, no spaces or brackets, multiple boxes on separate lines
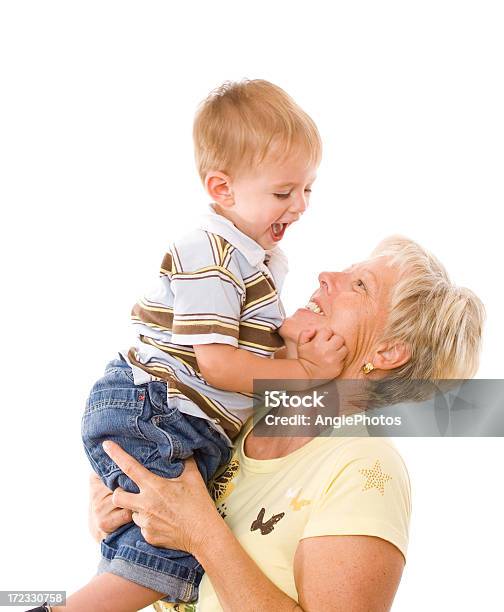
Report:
1,1,503,611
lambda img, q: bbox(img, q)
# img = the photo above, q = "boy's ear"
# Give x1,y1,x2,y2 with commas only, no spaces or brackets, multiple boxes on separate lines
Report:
205,171,234,208
372,340,411,372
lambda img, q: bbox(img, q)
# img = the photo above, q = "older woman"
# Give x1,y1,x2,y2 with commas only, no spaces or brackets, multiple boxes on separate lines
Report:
79,236,483,612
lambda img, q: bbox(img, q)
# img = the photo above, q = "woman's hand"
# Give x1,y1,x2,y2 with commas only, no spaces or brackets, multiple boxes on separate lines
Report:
102,440,222,556
88,472,133,543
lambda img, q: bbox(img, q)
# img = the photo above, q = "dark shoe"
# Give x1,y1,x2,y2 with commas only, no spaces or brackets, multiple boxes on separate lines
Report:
25,602,51,612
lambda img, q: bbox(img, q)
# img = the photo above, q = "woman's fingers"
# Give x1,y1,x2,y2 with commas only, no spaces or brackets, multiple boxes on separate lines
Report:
89,471,105,491
89,472,113,503
89,471,101,484
102,440,154,489
131,509,148,530
111,487,142,512
180,456,201,480
116,507,133,523
97,507,133,534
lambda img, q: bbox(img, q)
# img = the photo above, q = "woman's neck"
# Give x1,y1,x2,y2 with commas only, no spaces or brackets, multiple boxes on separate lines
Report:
243,427,314,460
244,368,369,460
283,338,368,381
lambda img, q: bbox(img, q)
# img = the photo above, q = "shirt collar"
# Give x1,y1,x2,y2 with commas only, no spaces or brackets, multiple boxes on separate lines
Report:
198,203,289,289
199,204,274,267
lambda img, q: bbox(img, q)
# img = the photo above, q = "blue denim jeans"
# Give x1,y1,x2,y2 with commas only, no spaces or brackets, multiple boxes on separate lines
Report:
81,356,233,603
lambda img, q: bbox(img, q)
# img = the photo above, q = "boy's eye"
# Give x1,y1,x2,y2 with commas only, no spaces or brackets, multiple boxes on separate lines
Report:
305,188,312,194
274,192,291,199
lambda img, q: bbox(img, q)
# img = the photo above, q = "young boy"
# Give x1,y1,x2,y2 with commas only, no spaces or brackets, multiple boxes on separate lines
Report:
28,80,346,612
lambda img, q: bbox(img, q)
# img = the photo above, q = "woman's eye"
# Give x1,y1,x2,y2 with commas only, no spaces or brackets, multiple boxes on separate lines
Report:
274,192,290,199
355,279,366,291
305,188,312,194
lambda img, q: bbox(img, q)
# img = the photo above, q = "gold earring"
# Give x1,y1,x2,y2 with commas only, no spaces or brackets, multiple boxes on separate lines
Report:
362,362,375,375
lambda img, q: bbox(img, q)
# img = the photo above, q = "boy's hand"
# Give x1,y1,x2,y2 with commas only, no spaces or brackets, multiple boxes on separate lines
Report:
297,328,348,380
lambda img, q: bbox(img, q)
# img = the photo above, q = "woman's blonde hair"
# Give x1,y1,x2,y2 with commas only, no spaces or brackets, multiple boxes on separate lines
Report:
193,79,322,182
369,236,485,405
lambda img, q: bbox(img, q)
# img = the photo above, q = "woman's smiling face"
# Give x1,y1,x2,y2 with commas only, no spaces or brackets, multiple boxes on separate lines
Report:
280,256,401,375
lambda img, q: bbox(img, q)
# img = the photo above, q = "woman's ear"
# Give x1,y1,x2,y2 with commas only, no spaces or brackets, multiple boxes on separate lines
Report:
372,340,411,372
205,171,234,208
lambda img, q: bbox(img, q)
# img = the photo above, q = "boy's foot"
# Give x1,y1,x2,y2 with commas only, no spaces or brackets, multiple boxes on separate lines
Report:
24,602,51,612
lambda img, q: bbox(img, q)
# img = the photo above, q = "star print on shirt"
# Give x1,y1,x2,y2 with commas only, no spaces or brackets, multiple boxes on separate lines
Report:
359,460,392,495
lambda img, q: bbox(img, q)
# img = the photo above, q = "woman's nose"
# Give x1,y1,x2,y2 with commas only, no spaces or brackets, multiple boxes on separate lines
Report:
318,271,344,292
318,271,333,291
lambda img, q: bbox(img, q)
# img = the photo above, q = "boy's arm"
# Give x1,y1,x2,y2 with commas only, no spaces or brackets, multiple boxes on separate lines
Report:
273,346,287,359
194,329,348,393
276,336,299,359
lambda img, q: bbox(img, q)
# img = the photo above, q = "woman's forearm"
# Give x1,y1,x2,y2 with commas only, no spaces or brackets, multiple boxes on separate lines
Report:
99,443,302,609
194,515,302,612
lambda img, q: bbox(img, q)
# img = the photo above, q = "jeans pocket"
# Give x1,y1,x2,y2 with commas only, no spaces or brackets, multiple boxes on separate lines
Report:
82,385,151,479
144,410,182,461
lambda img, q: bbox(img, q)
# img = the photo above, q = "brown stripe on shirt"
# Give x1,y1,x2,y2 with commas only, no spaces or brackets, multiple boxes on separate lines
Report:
169,376,241,440
244,276,277,309
160,252,174,276
131,302,174,329
174,312,239,324
239,324,284,351
172,270,244,295
172,320,240,339
138,335,200,372
126,348,241,440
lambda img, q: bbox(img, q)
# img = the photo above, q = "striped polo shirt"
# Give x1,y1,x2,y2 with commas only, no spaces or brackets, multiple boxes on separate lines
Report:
121,204,288,443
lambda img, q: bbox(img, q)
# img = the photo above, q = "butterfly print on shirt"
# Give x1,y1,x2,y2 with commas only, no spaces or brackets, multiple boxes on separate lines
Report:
250,507,285,535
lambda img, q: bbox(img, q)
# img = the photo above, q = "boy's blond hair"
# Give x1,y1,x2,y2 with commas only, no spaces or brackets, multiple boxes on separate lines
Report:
193,79,322,182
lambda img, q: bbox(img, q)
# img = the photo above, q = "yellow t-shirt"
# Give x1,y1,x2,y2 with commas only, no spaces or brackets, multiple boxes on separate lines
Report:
151,421,411,612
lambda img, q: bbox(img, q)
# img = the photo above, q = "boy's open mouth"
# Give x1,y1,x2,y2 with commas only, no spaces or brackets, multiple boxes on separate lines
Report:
270,222,288,242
